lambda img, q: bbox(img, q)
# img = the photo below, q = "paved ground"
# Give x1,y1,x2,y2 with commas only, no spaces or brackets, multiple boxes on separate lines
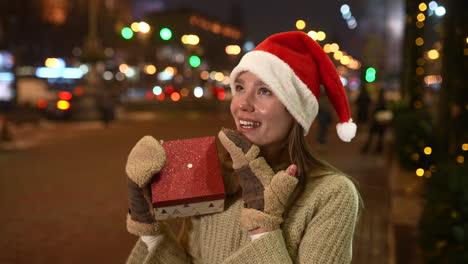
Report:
0,110,400,263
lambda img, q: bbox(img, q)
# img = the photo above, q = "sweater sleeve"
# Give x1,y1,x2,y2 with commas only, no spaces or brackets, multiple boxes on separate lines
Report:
296,176,360,263
222,229,293,264
126,229,190,264
221,175,360,264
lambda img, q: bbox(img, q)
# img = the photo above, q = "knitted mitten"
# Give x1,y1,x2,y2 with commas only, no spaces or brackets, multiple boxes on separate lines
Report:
126,136,166,236
218,128,298,231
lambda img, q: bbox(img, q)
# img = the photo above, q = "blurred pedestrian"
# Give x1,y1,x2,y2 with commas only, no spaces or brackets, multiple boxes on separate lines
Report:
361,88,390,154
97,90,115,126
355,86,371,125
124,31,361,263
0,114,13,142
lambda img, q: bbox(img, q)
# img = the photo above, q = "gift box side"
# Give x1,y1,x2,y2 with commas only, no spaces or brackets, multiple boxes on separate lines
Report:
154,199,225,220
153,192,226,208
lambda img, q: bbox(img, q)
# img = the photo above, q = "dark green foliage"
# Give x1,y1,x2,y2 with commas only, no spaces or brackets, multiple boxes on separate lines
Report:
392,100,435,170
419,163,468,264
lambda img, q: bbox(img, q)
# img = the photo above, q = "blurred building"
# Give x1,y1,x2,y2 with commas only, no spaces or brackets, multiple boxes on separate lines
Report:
117,8,244,103
143,8,243,73
0,0,132,65
359,0,405,91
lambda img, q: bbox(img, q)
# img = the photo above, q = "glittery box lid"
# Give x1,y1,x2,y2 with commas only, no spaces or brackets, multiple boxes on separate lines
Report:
151,136,226,208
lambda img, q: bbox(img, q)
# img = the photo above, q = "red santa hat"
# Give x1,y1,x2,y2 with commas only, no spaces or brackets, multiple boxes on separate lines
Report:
230,31,357,142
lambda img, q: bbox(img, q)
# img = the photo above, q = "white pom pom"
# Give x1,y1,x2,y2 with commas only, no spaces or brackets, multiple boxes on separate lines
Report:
336,119,357,142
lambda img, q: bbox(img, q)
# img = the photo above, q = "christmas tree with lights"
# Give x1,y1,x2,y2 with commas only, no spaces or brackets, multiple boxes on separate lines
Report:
396,0,467,263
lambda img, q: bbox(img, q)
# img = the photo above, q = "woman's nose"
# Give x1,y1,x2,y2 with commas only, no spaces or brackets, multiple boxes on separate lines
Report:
239,97,254,112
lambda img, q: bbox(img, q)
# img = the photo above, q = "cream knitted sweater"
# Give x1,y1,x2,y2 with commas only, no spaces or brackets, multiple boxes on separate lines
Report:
126,171,360,264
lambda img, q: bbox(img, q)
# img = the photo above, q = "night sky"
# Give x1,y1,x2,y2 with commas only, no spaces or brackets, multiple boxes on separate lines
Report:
163,0,364,54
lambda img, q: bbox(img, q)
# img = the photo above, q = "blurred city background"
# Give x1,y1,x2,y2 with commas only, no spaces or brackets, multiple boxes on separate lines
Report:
0,0,466,263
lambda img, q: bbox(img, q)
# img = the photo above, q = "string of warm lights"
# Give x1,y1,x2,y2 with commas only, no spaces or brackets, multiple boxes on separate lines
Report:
294,20,361,70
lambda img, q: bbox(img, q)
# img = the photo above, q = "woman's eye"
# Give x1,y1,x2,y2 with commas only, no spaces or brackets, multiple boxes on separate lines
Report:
259,87,272,95
235,85,244,92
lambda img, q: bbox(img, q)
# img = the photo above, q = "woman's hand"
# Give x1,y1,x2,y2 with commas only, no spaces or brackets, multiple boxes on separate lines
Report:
126,136,166,236
218,128,299,232
250,165,297,235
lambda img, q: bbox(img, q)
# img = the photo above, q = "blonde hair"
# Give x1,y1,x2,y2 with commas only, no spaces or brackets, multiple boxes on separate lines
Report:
288,122,345,179
286,121,363,216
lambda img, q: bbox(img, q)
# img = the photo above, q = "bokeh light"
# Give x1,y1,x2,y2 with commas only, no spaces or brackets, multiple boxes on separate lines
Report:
415,37,424,46
333,51,344,60
340,56,350,65
243,41,255,52
156,93,165,101
416,168,424,177
295,20,306,30
417,13,426,22
131,22,139,32
462,143,468,151
189,56,201,68
121,27,134,39
330,43,340,52
57,100,70,110
225,45,241,55
200,71,209,80
152,86,162,95
316,31,326,41
307,31,318,40
194,86,204,98
416,67,425,75
160,28,172,40
58,91,72,101
215,72,224,82
171,92,181,102
457,156,464,164
180,88,190,97
37,99,47,109
419,2,427,11
435,6,446,16
424,147,432,155
119,64,129,73
340,4,350,14
427,49,440,60
164,66,176,76
145,65,156,75
138,22,150,33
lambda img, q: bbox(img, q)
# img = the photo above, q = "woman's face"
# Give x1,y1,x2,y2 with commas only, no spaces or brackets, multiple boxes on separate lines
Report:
230,71,294,147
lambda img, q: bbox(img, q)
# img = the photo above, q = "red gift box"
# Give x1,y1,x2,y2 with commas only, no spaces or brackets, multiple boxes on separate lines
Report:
151,136,226,219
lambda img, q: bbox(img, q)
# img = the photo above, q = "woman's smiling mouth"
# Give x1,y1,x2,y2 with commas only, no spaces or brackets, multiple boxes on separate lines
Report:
239,119,262,130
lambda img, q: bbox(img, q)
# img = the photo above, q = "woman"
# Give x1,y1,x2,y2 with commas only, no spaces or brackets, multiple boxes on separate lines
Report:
125,31,361,263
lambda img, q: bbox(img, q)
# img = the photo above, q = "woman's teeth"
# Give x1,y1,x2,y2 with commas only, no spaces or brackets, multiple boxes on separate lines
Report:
240,120,261,128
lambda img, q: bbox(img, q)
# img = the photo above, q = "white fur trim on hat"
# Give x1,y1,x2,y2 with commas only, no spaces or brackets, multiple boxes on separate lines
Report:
336,119,357,142
230,51,318,135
